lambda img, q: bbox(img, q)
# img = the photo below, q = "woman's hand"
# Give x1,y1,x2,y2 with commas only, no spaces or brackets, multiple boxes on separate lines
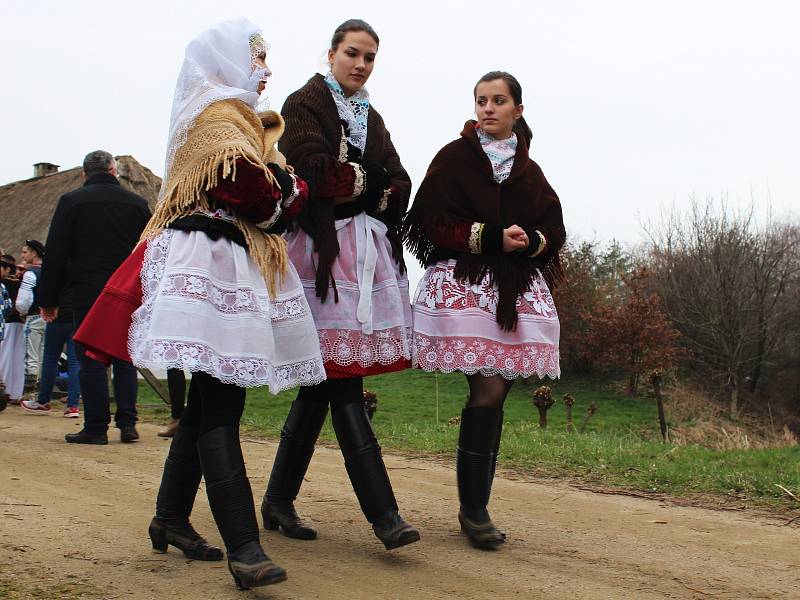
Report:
39,306,59,323
502,225,529,252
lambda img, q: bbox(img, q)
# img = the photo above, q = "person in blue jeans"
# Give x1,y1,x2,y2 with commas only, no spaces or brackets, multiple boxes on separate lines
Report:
37,150,150,444
20,306,81,417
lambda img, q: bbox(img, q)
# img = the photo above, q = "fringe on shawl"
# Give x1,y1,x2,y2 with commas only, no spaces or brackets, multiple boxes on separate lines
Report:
140,140,289,298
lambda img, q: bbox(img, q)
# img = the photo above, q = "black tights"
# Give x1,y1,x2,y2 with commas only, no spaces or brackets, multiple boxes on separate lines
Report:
179,371,245,434
166,368,186,420
296,376,363,407
465,374,514,409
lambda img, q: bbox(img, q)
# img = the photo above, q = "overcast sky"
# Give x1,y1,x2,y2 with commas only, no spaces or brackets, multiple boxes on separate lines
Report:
2,0,798,287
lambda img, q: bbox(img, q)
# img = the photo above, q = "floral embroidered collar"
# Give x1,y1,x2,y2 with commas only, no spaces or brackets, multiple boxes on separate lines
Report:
476,126,517,183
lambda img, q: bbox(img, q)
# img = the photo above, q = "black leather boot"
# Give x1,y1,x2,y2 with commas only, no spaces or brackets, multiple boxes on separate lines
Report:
149,425,222,561
457,407,505,549
331,400,420,551
262,395,329,540
198,426,286,589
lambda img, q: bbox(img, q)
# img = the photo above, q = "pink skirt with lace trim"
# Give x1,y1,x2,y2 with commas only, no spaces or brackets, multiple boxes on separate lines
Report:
412,260,560,380
285,215,412,379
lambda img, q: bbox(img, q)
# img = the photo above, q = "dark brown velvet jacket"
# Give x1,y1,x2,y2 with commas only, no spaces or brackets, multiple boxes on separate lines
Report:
404,121,566,331
280,73,411,302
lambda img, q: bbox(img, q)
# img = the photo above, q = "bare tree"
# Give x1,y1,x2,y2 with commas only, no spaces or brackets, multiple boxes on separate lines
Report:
746,221,800,392
644,199,799,418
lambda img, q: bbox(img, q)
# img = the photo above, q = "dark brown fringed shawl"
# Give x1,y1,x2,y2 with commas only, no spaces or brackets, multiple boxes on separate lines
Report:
279,73,411,302
403,121,566,331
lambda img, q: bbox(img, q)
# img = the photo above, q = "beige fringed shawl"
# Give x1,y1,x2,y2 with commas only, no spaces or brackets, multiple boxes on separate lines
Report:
141,98,289,297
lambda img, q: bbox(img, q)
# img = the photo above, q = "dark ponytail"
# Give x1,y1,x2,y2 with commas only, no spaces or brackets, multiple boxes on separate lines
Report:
474,70,532,148
330,19,380,50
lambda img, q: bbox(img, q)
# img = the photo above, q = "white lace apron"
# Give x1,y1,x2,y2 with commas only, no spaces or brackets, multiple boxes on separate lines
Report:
129,229,326,392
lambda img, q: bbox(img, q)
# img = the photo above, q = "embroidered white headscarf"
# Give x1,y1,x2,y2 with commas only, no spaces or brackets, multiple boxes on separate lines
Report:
161,18,270,198
324,71,370,154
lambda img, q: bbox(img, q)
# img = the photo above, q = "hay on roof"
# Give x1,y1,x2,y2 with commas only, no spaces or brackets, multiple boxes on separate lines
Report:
0,156,161,253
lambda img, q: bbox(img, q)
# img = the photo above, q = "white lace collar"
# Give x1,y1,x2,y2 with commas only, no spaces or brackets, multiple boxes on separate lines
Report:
324,71,370,154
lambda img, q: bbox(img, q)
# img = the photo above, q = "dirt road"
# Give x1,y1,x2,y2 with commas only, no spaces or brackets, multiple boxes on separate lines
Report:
1,408,798,599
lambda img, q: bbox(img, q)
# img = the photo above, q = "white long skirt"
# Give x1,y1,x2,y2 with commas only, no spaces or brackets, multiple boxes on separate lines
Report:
128,229,326,393
0,323,25,399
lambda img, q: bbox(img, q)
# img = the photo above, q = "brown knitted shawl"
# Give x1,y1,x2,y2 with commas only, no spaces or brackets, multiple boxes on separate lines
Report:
403,121,566,331
279,73,411,302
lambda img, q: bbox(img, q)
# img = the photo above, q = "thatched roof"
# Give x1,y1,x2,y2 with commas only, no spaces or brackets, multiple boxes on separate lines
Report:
0,156,160,255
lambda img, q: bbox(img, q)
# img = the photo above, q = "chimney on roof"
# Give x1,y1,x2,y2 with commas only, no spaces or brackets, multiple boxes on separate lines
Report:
33,162,59,178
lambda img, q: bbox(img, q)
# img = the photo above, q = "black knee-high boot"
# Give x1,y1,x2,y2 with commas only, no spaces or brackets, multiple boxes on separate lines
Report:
261,395,329,539
148,425,223,560
457,406,505,549
331,400,420,550
198,426,286,590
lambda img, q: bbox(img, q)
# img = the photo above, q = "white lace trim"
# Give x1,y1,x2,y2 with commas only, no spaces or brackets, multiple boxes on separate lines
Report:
255,202,282,230
158,272,309,318
414,334,560,380
319,326,412,368
128,230,326,391
282,174,302,211
468,222,484,254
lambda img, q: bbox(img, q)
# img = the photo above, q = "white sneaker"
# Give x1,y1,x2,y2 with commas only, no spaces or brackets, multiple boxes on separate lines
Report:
20,400,51,415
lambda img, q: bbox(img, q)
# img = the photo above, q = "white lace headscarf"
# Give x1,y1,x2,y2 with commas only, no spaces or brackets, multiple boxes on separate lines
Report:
160,18,270,199
324,71,369,154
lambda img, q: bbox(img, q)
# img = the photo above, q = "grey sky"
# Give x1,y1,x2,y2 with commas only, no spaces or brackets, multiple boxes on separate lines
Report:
2,0,798,287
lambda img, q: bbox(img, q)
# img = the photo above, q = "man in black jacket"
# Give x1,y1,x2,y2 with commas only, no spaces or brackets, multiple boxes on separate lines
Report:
39,150,152,444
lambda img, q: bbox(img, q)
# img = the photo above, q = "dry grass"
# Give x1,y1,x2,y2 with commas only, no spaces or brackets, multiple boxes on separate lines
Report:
664,382,798,450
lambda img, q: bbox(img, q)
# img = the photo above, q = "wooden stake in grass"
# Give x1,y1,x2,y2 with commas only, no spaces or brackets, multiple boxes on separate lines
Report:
532,386,555,428
579,402,598,433
563,394,575,433
363,390,378,421
649,368,669,442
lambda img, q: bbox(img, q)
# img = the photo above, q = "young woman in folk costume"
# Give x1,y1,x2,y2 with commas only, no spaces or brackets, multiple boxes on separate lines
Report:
403,72,565,549
74,19,325,589
260,19,419,550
